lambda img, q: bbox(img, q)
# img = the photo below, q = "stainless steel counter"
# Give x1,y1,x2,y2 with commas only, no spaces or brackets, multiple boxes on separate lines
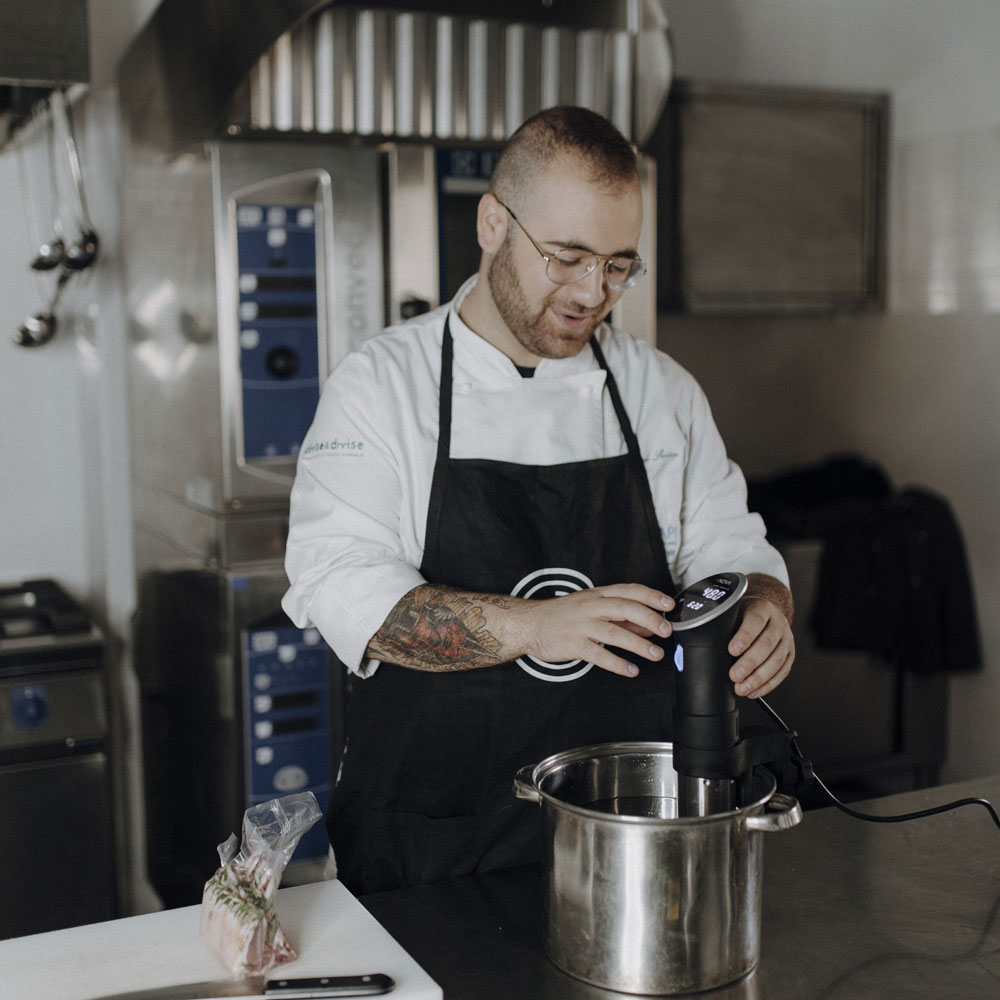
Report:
361,776,1000,999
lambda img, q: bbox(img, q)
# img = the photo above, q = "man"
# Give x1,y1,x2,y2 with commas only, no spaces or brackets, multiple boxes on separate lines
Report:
283,106,794,894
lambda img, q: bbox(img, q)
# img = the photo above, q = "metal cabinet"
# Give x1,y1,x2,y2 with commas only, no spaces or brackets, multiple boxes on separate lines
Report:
648,79,888,315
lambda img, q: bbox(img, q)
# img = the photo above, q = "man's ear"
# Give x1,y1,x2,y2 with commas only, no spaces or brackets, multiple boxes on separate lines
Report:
476,193,508,254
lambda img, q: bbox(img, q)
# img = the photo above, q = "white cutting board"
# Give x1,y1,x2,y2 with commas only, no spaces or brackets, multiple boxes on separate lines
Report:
0,880,442,1000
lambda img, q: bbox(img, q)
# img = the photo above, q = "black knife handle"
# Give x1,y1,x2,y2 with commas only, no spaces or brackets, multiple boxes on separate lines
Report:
264,974,394,997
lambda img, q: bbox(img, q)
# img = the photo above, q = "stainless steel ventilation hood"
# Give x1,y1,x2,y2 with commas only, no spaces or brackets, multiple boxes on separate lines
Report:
0,0,89,86
118,0,672,151
0,0,89,144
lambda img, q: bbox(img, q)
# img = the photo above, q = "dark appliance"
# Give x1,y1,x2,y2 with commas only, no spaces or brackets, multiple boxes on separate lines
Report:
0,579,115,938
135,568,342,909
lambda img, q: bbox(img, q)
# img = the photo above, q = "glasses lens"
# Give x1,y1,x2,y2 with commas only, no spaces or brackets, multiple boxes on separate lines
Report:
546,252,595,285
606,259,644,291
545,255,644,291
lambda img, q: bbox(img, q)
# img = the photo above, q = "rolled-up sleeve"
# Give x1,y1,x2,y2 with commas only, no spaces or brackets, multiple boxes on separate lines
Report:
282,348,427,673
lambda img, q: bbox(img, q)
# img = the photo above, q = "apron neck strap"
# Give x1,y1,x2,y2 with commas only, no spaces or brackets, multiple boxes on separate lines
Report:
590,336,642,462
437,314,456,462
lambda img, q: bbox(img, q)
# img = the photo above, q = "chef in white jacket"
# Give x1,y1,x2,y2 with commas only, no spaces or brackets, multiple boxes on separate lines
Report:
283,106,794,894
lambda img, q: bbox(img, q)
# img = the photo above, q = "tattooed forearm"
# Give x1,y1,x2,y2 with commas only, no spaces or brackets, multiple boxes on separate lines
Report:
367,584,513,671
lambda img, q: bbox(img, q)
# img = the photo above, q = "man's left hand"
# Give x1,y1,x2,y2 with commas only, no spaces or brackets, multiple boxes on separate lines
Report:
727,587,795,699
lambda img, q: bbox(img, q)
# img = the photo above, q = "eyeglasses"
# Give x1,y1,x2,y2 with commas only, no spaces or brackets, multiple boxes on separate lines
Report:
500,201,646,292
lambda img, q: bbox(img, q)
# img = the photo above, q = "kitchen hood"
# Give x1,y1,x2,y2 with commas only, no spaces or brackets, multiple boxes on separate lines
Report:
118,0,672,150
0,0,89,144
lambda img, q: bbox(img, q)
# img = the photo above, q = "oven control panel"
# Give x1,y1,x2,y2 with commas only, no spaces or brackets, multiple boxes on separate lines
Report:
242,624,335,863
235,202,321,463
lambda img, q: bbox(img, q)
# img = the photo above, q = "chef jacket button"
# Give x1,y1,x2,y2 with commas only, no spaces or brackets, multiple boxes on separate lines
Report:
457,382,471,394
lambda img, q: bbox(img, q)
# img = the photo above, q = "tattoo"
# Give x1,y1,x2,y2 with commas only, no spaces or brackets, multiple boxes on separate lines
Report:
745,573,794,623
367,584,509,671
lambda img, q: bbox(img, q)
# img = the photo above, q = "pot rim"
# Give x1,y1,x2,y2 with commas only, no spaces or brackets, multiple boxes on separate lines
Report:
523,740,777,825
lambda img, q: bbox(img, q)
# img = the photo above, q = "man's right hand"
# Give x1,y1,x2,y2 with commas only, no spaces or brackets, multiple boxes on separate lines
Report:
513,583,675,677
367,582,674,677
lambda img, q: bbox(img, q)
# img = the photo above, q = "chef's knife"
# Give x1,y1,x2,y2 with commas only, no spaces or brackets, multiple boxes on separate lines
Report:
83,973,395,1000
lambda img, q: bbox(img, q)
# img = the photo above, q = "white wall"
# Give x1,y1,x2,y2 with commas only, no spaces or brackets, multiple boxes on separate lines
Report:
661,0,1000,781
0,0,160,914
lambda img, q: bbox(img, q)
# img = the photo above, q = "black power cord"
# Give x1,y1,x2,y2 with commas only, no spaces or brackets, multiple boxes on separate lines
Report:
756,695,1000,833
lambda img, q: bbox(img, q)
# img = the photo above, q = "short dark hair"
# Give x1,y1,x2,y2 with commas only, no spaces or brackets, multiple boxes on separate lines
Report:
490,106,638,207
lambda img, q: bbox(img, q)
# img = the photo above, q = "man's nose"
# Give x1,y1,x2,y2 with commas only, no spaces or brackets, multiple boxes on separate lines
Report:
569,262,609,306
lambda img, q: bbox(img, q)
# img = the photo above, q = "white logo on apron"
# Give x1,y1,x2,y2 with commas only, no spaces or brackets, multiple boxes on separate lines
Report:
511,568,596,682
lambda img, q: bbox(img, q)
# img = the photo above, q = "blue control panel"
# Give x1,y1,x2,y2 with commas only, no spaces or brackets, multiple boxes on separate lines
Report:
235,203,321,462
243,624,334,863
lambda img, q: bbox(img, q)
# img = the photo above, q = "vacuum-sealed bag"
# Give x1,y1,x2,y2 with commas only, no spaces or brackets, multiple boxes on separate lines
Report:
200,791,323,976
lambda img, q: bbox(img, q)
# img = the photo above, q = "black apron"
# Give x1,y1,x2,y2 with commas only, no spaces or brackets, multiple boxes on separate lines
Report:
327,317,676,894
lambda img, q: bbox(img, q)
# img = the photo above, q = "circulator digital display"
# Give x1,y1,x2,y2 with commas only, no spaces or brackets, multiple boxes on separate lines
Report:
665,573,746,628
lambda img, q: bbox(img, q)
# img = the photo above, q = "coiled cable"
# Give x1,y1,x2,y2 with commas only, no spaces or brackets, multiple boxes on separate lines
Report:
756,695,1000,833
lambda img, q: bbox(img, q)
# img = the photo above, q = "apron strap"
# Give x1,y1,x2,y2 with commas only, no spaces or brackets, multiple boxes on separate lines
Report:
427,319,673,593
590,336,675,592
424,315,456,568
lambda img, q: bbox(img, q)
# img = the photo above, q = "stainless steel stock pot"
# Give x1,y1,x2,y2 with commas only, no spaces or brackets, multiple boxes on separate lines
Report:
513,741,802,996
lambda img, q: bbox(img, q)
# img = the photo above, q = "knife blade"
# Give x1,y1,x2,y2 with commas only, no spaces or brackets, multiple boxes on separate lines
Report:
83,973,395,1000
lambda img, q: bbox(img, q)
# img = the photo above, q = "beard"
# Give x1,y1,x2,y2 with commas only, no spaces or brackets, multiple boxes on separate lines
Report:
488,237,605,360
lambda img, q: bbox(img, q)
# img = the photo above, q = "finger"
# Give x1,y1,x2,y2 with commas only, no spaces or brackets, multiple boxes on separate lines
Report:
592,621,667,664
728,603,774,658
598,583,675,614
615,621,656,639
576,639,642,678
740,646,794,699
732,630,795,696
593,596,674,641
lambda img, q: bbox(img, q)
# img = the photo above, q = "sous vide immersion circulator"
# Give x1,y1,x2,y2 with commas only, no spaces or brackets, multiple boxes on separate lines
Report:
667,571,749,816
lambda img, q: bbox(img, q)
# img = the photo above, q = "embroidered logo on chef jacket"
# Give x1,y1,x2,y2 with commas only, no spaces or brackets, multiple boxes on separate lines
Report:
511,567,596,682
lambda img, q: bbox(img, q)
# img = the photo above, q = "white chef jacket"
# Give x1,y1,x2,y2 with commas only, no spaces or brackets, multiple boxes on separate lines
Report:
282,277,787,675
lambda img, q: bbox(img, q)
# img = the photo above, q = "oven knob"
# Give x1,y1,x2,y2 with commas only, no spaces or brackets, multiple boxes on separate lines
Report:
400,297,431,320
274,765,309,792
266,346,301,379
11,686,49,728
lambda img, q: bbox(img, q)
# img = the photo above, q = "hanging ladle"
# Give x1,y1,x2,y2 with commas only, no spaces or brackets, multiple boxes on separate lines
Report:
13,269,73,348
50,88,99,271
30,101,66,271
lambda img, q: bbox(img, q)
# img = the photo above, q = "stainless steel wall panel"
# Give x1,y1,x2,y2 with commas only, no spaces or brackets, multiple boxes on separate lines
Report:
575,29,607,119
272,32,294,132
466,20,489,140
503,24,526,138
291,18,316,133
354,9,378,135
393,13,417,137
385,144,440,324
313,8,336,133
370,10,396,138
350,8,394,138
248,55,273,131
433,16,456,138
331,5,357,135
610,30,633,139
547,27,579,110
